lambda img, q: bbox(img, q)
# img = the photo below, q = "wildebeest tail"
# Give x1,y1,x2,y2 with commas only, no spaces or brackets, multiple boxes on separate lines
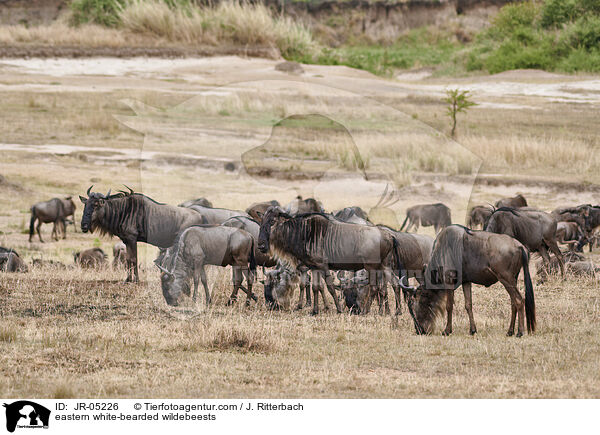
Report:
249,238,257,280
29,207,36,238
521,247,536,333
400,215,409,231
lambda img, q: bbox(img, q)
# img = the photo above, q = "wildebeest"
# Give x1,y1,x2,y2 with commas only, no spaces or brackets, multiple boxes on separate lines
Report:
112,241,127,269
576,205,600,252
556,221,583,251
551,206,587,229
74,247,107,269
485,207,564,276
400,203,452,234
467,205,492,229
495,194,528,208
406,225,535,337
246,200,280,222
258,207,405,315
29,196,76,242
262,264,315,311
221,216,276,268
79,186,208,282
0,247,28,272
284,196,324,215
536,250,597,282
155,226,257,307
179,197,213,208
189,205,249,225
333,207,371,225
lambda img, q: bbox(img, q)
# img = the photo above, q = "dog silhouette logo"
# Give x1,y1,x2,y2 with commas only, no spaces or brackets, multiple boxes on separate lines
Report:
3,401,50,432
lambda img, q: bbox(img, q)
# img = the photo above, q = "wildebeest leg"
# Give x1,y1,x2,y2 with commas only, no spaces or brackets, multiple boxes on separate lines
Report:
125,241,138,283
462,283,477,335
198,265,211,306
36,220,44,243
499,276,524,337
442,289,454,336
546,239,565,277
228,266,242,305
242,267,256,305
323,269,343,313
304,271,312,306
538,245,554,277
311,271,322,315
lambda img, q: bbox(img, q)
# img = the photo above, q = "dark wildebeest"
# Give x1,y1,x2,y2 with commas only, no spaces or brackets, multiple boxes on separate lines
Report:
258,207,405,315
155,226,257,306
178,197,213,208
551,206,587,229
29,197,76,242
576,205,600,252
246,200,280,222
555,221,583,251
189,205,249,225
112,241,127,269
74,247,107,269
0,247,28,272
79,186,208,282
400,203,452,234
406,225,535,337
284,196,324,215
467,205,492,229
495,194,528,209
485,207,564,277
221,216,276,268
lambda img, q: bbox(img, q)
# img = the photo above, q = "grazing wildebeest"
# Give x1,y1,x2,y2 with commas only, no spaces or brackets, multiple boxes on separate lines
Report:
179,197,213,208
495,194,528,208
485,207,564,276
246,200,280,222
79,186,208,282
155,226,257,306
556,221,583,251
400,203,452,234
112,241,127,269
74,247,107,269
189,205,249,225
406,225,535,337
284,196,324,215
333,207,371,225
262,263,315,311
536,250,597,282
0,247,28,272
29,197,76,242
258,207,405,315
467,205,492,229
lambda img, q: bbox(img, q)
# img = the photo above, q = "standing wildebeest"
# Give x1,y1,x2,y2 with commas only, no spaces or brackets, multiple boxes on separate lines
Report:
112,241,127,269
74,247,107,269
221,216,276,268
178,197,213,208
551,206,587,229
258,207,405,315
485,207,564,276
79,187,208,282
495,194,528,208
29,197,76,242
467,205,492,229
406,225,535,337
155,226,257,306
556,221,583,251
246,200,280,222
189,205,249,225
400,203,452,234
0,247,28,272
284,196,324,215
576,205,600,252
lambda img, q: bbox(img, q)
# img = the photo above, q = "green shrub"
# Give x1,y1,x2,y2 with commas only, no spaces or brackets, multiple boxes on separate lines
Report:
491,1,539,36
541,0,579,28
70,0,126,26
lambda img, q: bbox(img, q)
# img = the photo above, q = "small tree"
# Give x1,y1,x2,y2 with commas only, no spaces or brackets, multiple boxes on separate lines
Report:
444,88,477,138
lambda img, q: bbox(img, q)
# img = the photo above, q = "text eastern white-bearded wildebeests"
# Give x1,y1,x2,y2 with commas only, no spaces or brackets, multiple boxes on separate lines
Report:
485,207,565,276
257,207,407,315
400,203,452,234
406,225,535,337
79,186,207,282
0,247,28,272
467,205,492,229
178,197,213,208
29,197,76,242
495,194,528,209
188,205,250,225
245,200,280,222
155,226,257,307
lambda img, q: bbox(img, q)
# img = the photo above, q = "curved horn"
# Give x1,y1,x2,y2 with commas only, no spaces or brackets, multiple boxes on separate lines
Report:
87,185,93,196
123,184,134,195
155,263,173,276
105,189,111,198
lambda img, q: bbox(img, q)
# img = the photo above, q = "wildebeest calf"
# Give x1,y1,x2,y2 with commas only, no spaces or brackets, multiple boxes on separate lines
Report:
400,203,451,234
0,247,28,272
74,248,107,269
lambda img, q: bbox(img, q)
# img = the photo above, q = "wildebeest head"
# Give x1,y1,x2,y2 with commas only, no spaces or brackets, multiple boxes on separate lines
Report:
155,262,190,307
339,270,370,314
79,186,111,233
262,267,297,310
257,206,289,253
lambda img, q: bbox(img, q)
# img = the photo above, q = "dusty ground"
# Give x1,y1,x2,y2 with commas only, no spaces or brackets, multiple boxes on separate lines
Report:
0,57,599,398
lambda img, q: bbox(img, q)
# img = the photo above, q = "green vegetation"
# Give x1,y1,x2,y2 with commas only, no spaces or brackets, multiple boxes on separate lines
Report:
445,89,477,138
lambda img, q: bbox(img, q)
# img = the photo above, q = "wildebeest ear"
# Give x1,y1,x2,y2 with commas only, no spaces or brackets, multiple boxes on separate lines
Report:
79,195,87,204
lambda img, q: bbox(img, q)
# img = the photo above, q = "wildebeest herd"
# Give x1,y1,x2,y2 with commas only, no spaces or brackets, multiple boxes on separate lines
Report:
6,188,600,337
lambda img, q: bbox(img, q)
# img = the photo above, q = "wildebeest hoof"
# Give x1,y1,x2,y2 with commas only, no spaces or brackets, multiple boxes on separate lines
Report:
506,330,514,337
294,304,304,311
470,329,477,335
310,310,319,316
226,298,237,306
442,330,452,336
516,331,523,338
